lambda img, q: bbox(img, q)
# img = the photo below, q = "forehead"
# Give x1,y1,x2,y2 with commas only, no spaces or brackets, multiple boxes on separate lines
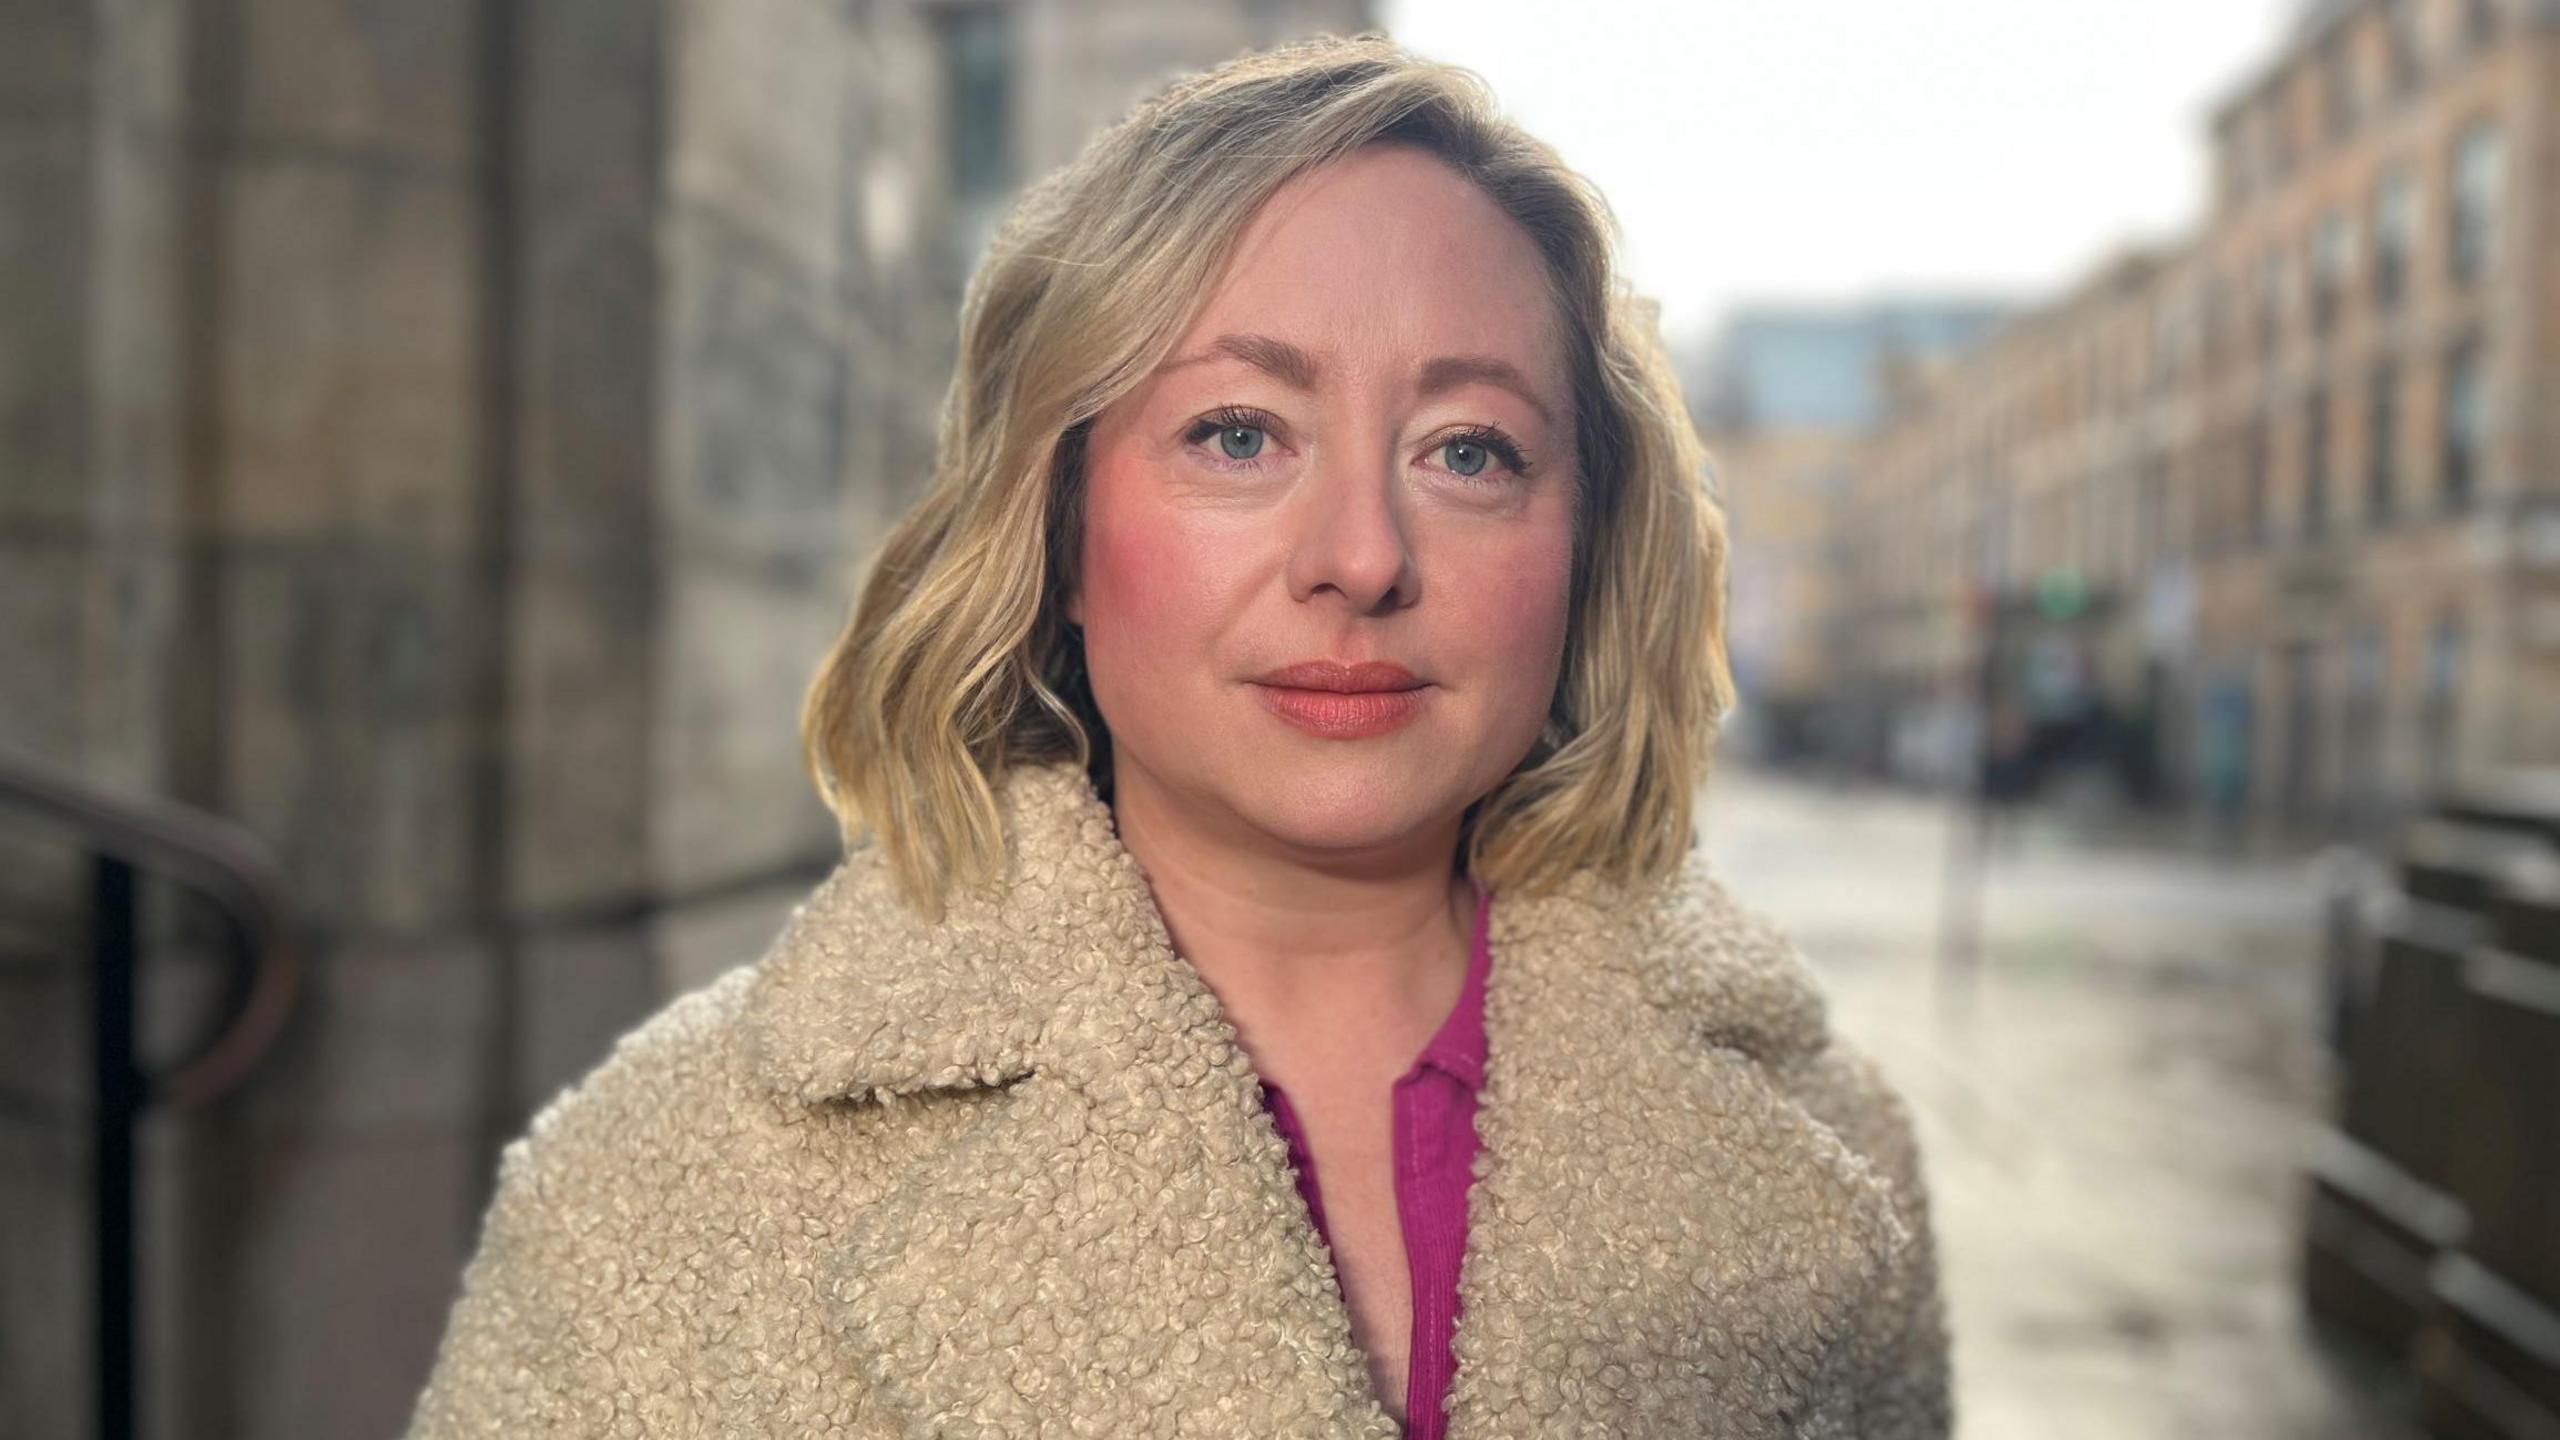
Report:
1168,144,1566,395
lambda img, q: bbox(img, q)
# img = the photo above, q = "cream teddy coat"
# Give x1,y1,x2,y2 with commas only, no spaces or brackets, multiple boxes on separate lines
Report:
404,757,1952,1437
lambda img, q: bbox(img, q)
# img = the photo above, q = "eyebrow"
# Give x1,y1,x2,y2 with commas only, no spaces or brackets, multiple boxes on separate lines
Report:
1161,331,1554,427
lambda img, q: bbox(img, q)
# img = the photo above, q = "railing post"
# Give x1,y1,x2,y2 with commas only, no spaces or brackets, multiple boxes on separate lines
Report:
4,743,303,1436
92,853,137,1440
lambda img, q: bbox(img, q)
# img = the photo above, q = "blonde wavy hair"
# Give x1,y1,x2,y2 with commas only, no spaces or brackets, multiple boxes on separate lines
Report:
801,30,1734,922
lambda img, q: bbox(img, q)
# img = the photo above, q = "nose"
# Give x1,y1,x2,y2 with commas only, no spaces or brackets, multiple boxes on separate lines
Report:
1282,444,1420,614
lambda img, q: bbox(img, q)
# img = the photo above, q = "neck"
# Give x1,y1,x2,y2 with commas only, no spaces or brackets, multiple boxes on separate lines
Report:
1103,751,1479,1068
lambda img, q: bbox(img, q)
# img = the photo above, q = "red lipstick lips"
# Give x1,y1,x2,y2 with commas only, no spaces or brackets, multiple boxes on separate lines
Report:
1249,659,1431,739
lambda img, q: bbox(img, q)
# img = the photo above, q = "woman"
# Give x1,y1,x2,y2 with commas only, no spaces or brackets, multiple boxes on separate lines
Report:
407,31,1950,1439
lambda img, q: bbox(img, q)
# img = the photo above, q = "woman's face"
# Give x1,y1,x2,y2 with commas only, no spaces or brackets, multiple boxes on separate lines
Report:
1069,142,1578,860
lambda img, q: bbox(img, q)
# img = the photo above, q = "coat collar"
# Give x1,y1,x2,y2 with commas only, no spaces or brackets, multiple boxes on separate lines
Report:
740,757,1906,1438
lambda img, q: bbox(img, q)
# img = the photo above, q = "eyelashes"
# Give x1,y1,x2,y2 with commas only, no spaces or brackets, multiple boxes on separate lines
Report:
1181,404,1535,483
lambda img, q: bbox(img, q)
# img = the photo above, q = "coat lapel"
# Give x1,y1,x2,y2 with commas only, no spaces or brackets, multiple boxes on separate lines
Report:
739,757,1908,1439
1447,848,1908,1438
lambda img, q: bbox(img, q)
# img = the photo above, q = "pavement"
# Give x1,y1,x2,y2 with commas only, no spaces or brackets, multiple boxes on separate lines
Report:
1698,763,2419,1440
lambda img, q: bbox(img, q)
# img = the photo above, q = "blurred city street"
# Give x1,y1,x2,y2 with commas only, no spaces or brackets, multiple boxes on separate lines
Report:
1701,762,2418,1440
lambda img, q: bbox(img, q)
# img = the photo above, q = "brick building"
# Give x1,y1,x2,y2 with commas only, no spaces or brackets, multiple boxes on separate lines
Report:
1810,0,2559,839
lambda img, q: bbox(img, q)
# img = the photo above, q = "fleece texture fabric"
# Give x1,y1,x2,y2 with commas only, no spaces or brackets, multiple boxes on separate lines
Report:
404,756,1952,1438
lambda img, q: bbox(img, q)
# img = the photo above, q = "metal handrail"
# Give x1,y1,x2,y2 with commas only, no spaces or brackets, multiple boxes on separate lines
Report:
0,742,300,1111
0,741,305,1440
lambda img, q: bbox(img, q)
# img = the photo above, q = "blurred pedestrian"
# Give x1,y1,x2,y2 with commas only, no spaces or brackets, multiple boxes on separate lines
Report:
2200,669,2253,855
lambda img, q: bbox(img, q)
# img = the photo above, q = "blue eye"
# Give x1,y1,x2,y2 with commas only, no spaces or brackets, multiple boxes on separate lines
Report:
1435,426,1532,482
1184,406,1282,471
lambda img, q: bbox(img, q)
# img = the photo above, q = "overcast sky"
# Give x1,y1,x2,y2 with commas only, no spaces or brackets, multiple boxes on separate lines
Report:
1380,0,2301,352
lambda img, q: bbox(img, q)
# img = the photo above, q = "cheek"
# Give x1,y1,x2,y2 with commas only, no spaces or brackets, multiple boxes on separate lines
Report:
1076,481,1225,670
1080,510,1169,637
1456,519,1576,671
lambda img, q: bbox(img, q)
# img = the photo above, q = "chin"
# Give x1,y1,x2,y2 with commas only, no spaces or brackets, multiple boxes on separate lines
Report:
1221,755,1457,853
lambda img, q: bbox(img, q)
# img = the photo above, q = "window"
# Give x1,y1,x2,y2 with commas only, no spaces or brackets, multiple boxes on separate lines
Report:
2246,413,2271,544
2449,122,2505,284
2440,339,2484,509
2383,0,2422,94
2200,271,2226,369
2463,0,2499,49
2312,212,2354,336
2323,32,2356,139
2372,169,2417,309
2368,361,2399,521
2305,385,2331,538
2137,460,2168,567
936,4,1017,274
2258,249,2285,357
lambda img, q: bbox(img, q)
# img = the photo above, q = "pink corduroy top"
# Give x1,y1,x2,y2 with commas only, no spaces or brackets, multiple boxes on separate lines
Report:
1254,876,1492,1440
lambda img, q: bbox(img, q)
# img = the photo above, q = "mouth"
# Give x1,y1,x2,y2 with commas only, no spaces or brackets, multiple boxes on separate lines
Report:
1249,672,1433,739
1249,659,1426,694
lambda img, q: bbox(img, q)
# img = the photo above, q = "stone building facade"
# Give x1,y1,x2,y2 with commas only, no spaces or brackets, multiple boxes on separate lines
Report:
1819,0,2559,838
0,2,1368,1435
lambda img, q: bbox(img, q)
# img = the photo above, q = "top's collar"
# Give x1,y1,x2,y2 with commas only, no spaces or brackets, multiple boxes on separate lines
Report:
739,756,1831,1107
1408,874,1493,1092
